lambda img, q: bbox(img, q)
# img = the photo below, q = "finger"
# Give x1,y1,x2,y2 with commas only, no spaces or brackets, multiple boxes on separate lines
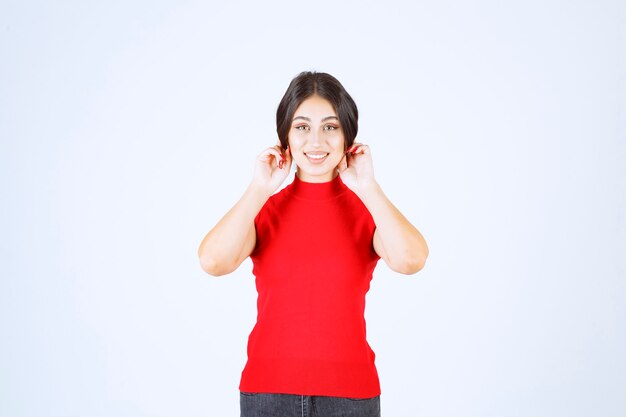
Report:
284,146,292,162
348,143,369,154
261,148,284,167
264,148,282,161
272,145,291,161
274,146,293,170
346,142,362,154
259,145,280,157
278,146,291,170
283,157,292,171
269,146,283,168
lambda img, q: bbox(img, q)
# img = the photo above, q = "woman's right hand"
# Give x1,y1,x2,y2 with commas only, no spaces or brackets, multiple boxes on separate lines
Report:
198,144,291,276
251,144,292,195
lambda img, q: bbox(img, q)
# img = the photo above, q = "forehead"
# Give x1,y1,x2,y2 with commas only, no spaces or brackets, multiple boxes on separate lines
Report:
293,95,336,117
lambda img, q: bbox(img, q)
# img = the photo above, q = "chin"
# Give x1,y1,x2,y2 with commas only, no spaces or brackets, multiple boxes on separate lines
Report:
295,166,332,178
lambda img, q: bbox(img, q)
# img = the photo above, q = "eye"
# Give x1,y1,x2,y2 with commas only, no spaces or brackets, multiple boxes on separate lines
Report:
324,124,339,131
294,125,309,131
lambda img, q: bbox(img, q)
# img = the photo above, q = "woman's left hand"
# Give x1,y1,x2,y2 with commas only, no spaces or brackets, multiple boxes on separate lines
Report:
337,142,377,195
339,141,429,275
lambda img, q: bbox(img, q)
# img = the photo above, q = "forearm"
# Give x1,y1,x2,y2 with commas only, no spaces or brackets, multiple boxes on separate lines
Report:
197,182,271,276
355,181,429,273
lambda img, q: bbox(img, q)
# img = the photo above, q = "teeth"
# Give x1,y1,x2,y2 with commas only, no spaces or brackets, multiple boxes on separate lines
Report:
306,153,328,159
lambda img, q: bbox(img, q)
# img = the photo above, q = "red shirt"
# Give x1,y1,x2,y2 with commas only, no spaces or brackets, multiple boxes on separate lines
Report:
239,173,381,398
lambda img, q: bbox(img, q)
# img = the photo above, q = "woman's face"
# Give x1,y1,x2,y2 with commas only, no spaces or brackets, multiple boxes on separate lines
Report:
288,94,345,183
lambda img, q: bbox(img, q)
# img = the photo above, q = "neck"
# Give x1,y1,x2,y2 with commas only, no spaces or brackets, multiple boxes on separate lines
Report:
291,172,346,200
295,169,339,183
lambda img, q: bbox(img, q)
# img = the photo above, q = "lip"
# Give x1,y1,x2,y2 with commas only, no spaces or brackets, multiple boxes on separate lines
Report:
304,152,329,164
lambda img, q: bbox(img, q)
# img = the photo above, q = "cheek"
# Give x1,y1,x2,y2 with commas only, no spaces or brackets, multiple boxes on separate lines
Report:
330,138,346,164
288,134,304,149
331,134,345,151
287,137,305,162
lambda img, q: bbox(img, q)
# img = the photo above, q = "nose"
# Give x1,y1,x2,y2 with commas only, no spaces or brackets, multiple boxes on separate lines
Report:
309,130,323,147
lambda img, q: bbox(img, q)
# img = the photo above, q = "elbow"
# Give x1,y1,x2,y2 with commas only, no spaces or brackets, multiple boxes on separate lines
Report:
391,249,429,275
387,234,429,275
198,255,233,277
393,257,426,275
198,241,236,276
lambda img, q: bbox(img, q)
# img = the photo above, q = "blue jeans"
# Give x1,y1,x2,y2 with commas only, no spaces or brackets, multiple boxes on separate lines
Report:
240,392,381,417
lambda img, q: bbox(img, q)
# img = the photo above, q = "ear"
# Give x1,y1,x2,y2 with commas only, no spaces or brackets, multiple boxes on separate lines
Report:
344,137,355,153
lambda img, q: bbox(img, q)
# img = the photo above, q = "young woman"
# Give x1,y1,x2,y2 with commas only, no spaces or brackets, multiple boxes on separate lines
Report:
198,71,429,417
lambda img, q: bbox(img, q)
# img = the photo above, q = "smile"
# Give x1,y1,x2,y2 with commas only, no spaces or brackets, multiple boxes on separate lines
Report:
304,152,330,164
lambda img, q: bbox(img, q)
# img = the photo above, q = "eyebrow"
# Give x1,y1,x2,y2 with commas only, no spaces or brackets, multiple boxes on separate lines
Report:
292,116,339,122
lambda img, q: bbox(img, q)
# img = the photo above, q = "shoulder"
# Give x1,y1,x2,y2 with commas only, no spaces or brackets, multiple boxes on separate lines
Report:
341,189,377,235
342,188,373,215
255,180,296,223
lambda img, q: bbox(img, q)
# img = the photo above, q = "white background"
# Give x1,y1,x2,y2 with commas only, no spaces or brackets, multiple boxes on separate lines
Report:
1,1,625,416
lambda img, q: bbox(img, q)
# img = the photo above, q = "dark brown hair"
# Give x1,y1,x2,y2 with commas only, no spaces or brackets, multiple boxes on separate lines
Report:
276,71,358,151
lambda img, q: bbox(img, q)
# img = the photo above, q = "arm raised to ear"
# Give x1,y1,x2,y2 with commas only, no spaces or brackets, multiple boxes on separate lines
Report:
339,143,428,275
367,183,429,275
197,145,292,276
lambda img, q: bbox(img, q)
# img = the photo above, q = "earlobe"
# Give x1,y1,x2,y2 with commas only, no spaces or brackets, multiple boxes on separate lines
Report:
337,155,348,173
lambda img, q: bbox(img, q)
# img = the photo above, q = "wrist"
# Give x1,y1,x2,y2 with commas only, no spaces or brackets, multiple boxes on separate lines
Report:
247,180,274,201
353,179,381,200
